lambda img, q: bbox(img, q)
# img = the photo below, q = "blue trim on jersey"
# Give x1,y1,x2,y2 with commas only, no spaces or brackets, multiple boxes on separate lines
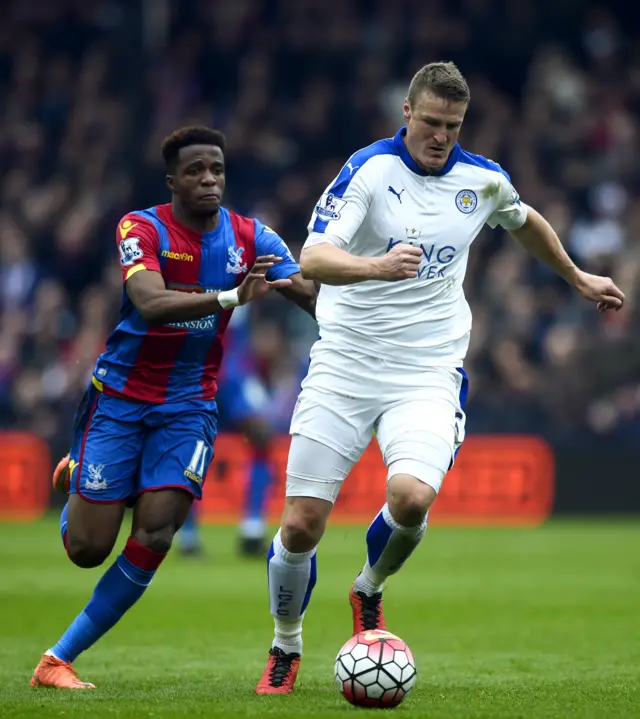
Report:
313,127,466,235
312,138,396,234
457,149,511,182
452,367,469,464
392,126,461,177
456,367,469,410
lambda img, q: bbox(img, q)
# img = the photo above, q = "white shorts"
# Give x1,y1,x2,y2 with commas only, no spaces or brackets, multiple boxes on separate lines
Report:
288,341,468,499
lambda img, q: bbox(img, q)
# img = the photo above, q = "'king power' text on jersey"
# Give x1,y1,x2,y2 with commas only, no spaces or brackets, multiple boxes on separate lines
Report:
306,127,528,367
95,204,299,403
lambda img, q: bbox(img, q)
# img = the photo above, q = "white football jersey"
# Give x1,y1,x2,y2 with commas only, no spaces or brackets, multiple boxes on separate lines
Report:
305,127,528,368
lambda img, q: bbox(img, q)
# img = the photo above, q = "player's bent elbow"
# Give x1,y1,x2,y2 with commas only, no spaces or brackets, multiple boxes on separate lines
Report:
126,275,174,325
300,245,332,281
300,265,316,281
299,254,319,281
138,306,164,325
135,299,170,325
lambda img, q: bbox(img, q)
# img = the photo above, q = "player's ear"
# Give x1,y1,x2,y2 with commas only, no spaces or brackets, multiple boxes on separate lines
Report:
403,99,411,123
166,174,175,192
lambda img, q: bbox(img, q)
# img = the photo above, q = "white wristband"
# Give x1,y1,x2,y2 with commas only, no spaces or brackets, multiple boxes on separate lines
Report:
217,288,241,309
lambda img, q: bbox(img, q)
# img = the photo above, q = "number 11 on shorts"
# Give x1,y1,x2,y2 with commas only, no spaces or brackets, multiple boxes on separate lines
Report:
185,440,209,482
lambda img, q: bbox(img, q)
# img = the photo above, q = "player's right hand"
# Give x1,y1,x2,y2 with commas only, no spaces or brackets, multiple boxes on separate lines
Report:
374,243,423,281
237,255,293,304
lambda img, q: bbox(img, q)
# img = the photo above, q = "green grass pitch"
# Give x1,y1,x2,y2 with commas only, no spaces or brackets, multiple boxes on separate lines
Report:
1,517,638,718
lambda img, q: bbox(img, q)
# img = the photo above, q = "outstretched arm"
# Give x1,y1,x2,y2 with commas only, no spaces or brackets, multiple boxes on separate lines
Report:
509,207,625,312
127,270,226,324
127,256,292,325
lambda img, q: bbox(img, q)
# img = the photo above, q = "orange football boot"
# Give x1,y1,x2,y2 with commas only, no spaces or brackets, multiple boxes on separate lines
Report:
256,647,301,694
52,454,73,493
30,654,95,689
349,581,387,635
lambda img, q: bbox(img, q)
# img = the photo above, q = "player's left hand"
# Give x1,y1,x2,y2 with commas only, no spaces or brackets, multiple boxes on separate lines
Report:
573,269,625,312
237,255,293,305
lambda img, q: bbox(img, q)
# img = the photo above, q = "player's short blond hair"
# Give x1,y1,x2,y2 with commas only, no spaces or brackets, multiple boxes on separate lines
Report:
407,62,470,107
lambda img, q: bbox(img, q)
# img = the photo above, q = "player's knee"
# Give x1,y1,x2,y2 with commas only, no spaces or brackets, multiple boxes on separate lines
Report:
387,474,438,527
132,526,175,556
281,502,328,553
66,537,111,569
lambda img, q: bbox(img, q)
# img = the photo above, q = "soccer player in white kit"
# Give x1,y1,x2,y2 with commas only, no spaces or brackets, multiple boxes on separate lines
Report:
256,62,625,694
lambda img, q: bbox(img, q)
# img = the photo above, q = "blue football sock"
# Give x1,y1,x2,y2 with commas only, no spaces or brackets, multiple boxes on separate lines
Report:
50,537,165,663
243,456,272,532
59,503,69,551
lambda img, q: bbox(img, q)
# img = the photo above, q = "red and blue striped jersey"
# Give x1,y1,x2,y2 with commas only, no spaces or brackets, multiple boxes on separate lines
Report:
93,203,299,404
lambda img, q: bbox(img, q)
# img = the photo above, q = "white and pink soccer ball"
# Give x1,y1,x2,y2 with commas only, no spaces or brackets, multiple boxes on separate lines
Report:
334,629,417,708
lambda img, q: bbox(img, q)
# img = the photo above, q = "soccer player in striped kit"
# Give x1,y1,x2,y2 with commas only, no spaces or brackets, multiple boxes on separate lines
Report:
30,126,316,689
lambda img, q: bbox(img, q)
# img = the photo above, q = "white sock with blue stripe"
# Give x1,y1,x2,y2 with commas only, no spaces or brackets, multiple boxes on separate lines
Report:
354,504,428,596
267,529,317,655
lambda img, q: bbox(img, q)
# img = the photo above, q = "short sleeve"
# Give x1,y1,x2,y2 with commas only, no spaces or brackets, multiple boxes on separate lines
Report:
304,159,374,250
254,220,301,281
486,175,528,230
115,214,161,282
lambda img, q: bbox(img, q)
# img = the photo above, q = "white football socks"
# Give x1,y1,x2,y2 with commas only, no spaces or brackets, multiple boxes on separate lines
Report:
273,617,304,655
267,529,317,655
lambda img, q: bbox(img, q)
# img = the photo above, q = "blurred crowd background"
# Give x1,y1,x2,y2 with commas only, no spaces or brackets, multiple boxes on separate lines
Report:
1,0,639,463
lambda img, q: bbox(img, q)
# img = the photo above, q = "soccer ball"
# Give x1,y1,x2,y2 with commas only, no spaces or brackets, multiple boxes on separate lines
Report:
334,629,416,708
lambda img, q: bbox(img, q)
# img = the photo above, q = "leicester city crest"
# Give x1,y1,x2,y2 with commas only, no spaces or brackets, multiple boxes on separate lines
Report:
455,189,478,214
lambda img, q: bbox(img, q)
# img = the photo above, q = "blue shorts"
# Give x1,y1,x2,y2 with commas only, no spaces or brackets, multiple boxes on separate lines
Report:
69,383,218,504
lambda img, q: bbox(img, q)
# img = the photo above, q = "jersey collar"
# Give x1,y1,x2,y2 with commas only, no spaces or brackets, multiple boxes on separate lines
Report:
393,127,460,177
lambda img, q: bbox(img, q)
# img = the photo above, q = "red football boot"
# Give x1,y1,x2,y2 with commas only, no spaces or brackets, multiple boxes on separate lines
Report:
30,654,95,689
349,581,387,635
52,455,74,494
256,647,301,694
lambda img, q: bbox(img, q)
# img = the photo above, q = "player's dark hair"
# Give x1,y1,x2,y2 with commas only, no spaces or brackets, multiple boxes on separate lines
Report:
407,62,470,107
161,126,227,170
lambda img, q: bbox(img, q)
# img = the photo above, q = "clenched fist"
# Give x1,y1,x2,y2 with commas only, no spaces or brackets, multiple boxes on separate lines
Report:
373,243,423,281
